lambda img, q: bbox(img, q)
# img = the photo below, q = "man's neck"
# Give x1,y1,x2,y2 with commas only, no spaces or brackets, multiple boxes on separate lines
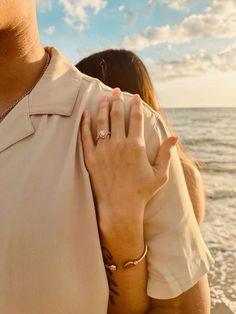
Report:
0,17,46,114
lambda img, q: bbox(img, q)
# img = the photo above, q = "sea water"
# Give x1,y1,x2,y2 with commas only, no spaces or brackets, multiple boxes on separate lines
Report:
166,107,236,312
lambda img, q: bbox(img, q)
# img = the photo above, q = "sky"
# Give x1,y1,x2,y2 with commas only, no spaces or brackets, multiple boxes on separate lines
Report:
37,0,236,108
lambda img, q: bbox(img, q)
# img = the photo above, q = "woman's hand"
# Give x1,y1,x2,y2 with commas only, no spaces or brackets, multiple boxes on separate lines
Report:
81,88,178,227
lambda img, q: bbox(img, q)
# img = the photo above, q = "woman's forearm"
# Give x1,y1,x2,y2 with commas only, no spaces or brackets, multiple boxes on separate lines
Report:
98,204,150,314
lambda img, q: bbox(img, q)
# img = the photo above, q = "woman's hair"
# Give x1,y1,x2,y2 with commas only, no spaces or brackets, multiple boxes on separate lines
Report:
76,49,200,169
76,49,159,112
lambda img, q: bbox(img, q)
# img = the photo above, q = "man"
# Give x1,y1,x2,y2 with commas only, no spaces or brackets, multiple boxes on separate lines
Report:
0,1,213,313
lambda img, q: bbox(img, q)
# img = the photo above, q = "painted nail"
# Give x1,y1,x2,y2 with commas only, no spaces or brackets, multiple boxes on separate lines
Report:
133,94,141,104
170,136,178,146
113,87,121,95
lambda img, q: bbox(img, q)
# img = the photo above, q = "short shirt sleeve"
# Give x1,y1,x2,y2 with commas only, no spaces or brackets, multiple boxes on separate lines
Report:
143,108,214,299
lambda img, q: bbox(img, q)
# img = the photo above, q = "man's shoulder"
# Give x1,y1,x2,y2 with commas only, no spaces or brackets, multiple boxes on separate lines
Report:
44,47,159,122
77,69,159,123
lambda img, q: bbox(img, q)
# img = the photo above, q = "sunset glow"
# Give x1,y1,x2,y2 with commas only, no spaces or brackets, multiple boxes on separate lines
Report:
38,0,236,107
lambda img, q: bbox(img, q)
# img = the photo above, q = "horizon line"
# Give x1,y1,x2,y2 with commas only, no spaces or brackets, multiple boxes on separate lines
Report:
163,106,236,109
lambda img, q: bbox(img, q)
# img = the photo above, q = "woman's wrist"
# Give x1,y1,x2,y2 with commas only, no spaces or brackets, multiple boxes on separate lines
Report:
98,204,145,240
100,234,146,269
98,204,145,266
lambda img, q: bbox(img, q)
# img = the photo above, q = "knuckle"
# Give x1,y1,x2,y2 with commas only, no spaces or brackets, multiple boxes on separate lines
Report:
132,110,143,121
127,138,144,148
127,140,139,149
99,101,108,110
96,143,108,153
115,139,124,147
111,108,121,118
111,138,125,150
126,141,144,153
97,116,105,126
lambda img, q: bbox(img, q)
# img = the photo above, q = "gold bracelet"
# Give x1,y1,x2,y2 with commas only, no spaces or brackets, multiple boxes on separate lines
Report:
105,243,148,272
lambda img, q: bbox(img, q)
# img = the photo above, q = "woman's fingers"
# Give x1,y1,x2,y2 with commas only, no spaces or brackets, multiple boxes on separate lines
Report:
81,111,95,166
153,136,178,182
128,95,144,141
110,88,126,139
96,96,110,145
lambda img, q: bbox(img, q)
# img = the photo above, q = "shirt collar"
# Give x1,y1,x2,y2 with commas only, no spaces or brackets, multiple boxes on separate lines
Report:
29,46,81,116
0,47,81,153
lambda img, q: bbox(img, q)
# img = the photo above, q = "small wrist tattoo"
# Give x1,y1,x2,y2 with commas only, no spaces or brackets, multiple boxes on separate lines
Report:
101,246,120,305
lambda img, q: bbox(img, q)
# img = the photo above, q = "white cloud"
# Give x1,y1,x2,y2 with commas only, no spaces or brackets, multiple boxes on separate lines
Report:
146,0,191,13
122,0,236,50
145,42,236,81
59,0,107,33
118,5,137,27
37,0,52,12
160,0,189,11
144,44,236,108
44,25,56,35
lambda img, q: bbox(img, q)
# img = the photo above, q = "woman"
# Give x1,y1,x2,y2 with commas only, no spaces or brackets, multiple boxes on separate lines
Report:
76,49,205,225
77,50,213,313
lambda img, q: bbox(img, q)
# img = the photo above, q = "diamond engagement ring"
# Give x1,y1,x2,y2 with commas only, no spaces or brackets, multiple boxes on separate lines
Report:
96,129,111,142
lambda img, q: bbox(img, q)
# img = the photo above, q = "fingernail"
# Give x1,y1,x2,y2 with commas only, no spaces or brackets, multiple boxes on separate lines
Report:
133,94,141,104
113,87,121,95
170,136,178,146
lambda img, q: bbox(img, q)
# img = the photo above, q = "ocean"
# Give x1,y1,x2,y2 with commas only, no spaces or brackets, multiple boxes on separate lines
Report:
166,107,236,312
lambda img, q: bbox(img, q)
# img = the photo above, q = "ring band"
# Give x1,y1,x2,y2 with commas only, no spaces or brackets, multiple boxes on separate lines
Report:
96,129,111,142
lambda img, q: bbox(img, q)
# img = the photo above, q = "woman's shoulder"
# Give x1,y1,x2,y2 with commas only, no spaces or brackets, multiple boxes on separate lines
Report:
181,160,202,185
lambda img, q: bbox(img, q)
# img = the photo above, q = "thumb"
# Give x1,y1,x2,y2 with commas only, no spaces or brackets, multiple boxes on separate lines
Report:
153,136,178,179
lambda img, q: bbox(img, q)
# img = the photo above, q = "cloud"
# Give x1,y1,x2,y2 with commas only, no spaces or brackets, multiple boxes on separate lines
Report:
118,5,137,27
145,42,236,108
59,0,107,33
44,25,56,35
145,42,236,81
145,0,190,13
37,0,52,12
160,0,193,11
122,0,236,50
145,0,156,17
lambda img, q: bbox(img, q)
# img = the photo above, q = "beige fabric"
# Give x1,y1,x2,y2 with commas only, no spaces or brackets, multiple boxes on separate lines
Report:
0,47,213,313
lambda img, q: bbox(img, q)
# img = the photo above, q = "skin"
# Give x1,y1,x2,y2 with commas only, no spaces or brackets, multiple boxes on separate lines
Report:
182,162,206,225
81,89,211,314
0,0,46,115
1,1,210,313
81,89,178,313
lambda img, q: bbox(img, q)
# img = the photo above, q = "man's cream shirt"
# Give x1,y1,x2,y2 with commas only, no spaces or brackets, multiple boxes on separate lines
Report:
0,47,213,314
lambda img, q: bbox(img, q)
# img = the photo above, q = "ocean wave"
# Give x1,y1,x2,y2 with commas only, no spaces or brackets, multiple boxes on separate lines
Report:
209,246,236,252
183,138,236,149
207,188,236,200
202,162,236,174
